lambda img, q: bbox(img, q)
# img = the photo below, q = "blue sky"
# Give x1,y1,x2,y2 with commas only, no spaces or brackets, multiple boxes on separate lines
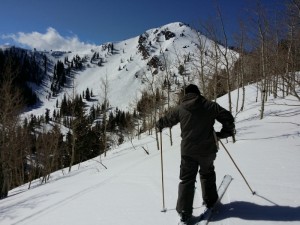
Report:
0,0,283,50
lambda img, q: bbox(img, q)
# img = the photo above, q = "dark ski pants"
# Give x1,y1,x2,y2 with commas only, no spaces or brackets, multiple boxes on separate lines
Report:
176,153,218,215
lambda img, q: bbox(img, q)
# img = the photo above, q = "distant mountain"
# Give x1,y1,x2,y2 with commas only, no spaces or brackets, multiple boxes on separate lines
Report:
1,22,237,119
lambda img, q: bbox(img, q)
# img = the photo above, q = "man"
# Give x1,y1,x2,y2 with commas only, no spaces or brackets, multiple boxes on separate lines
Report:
156,84,235,224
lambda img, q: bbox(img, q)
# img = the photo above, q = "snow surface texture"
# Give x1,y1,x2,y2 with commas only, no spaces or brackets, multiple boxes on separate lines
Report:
1,84,300,225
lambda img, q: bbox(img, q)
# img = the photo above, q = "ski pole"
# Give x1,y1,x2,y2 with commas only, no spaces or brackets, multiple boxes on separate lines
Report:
160,131,167,212
219,140,256,195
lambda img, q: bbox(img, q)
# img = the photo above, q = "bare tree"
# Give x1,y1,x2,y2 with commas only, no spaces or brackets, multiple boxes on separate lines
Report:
39,124,62,183
255,2,271,119
281,0,300,100
160,44,174,146
216,6,235,113
191,26,210,97
233,21,248,112
197,18,223,102
68,76,77,172
0,63,24,198
100,72,110,157
139,62,162,150
129,94,144,140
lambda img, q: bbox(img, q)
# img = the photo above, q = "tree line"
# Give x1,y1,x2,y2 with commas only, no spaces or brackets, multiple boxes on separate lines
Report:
190,0,300,119
0,47,43,106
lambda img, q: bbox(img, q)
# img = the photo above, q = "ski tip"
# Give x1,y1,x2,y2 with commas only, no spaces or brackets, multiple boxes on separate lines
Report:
224,174,233,180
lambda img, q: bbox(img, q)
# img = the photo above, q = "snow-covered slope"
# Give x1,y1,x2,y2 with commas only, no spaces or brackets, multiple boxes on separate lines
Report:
22,22,236,118
1,84,299,225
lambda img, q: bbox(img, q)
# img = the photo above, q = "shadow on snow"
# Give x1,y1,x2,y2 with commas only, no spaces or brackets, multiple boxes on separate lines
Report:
212,201,300,222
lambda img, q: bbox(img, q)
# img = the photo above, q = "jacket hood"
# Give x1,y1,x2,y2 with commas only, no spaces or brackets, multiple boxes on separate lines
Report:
181,93,202,111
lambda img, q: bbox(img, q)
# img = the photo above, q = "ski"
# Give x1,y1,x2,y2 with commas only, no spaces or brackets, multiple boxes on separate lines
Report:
196,174,233,225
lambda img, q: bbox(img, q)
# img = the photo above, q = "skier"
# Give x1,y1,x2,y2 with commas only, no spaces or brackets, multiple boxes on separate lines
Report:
156,84,235,224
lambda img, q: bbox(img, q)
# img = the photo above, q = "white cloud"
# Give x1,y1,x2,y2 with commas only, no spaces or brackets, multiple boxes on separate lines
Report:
2,27,96,51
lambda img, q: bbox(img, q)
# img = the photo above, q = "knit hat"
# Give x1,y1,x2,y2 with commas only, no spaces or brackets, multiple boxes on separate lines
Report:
185,84,201,95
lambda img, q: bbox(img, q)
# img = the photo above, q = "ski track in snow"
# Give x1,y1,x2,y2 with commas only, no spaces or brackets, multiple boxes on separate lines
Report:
1,86,300,225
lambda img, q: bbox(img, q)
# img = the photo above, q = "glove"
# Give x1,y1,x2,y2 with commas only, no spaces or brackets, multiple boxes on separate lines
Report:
216,123,235,139
216,131,230,139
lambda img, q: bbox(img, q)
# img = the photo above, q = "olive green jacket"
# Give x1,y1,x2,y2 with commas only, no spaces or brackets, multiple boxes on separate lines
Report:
158,93,234,156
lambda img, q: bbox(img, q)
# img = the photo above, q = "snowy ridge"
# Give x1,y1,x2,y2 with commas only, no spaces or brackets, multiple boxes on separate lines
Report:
1,84,300,225
21,22,236,118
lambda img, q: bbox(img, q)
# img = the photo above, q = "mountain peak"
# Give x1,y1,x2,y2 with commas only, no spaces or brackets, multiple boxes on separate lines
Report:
1,22,234,120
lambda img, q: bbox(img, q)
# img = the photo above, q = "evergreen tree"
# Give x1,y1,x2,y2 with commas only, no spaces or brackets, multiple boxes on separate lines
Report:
43,54,47,74
111,43,114,54
85,88,90,101
60,94,68,116
45,108,50,123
